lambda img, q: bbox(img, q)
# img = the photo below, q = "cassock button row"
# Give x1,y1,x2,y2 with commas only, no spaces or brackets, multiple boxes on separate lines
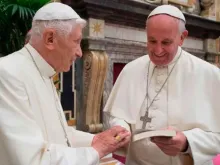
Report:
157,71,164,76
157,75,166,80
157,80,163,84
157,69,166,75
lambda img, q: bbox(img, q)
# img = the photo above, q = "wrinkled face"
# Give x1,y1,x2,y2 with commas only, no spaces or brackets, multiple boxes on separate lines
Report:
55,25,82,72
45,24,83,72
146,15,187,66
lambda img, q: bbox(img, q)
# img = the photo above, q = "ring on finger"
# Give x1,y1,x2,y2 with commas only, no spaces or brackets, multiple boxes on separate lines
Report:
115,135,121,141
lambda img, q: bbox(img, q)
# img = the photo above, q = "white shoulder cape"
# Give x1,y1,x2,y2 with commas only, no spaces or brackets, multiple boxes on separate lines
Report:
104,50,220,133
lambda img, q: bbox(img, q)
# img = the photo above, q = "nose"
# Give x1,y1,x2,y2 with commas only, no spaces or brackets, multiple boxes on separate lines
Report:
76,46,82,58
153,44,163,55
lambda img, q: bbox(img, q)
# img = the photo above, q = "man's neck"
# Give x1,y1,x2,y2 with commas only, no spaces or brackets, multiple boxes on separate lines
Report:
30,43,57,72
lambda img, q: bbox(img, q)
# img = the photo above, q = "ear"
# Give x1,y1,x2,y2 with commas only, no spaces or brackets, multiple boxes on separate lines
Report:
42,29,57,50
179,30,188,46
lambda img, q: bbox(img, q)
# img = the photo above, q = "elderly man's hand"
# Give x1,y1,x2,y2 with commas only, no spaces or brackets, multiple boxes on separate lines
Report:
151,130,188,156
92,126,131,158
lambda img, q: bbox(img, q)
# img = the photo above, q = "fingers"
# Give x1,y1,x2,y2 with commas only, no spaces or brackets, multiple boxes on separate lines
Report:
150,131,187,156
154,142,174,149
117,136,130,148
153,140,179,156
151,136,173,145
158,147,178,156
115,135,121,141
166,126,178,131
115,131,130,141
115,131,131,149
91,127,131,158
110,126,127,136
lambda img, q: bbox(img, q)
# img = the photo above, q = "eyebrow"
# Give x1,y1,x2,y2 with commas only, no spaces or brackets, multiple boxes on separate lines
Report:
162,39,173,42
148,37,156,40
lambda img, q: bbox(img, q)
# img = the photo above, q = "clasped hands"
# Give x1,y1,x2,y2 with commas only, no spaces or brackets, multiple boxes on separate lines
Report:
92,126,131,158
151,128,188,156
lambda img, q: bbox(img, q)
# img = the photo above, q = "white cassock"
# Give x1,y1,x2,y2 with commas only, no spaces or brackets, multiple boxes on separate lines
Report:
104,47,220,165
0,44,99,165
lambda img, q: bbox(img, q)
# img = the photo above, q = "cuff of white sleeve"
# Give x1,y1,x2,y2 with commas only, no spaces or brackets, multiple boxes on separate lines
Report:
69,127,95,147
110,119,131,132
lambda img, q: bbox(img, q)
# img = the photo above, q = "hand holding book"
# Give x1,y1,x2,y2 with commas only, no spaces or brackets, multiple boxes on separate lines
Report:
150,129,189,156
132,127,192,164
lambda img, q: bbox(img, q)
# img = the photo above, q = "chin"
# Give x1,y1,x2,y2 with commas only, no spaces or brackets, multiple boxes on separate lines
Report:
151,58,171,66
62,66,71,72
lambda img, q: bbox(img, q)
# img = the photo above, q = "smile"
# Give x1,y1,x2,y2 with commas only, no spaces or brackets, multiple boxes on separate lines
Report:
154,54,166,58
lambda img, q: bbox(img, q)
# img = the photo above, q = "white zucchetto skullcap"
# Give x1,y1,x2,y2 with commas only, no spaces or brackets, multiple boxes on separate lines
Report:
33,2,86,27
148,5,186,23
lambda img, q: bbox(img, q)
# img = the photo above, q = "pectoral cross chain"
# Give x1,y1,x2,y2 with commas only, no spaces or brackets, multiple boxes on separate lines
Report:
140,49,183,130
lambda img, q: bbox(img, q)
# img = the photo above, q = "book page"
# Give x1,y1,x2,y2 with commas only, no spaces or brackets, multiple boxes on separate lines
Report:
132,130,176,142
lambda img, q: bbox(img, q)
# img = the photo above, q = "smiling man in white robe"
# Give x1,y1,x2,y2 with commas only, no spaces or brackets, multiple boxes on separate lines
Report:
0,2,131,165
104,5,220,165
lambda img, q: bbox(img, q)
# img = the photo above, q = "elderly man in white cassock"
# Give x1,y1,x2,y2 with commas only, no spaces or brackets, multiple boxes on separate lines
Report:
0,2,131,165
104,4,220,165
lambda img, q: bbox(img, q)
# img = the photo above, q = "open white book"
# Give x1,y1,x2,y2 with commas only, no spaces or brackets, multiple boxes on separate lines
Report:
132,129,176,142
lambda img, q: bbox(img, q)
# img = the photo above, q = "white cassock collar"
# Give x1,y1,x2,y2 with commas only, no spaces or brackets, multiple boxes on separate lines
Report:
168,46,182,66
25,43,56,78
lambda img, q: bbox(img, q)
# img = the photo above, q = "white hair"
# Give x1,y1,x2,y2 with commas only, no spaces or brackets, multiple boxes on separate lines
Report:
29,19,83,43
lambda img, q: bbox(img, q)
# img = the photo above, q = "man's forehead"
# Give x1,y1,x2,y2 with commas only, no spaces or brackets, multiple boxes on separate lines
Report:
146,15,180,32
147,36,175,42
148,36,173,40
147,21,179,40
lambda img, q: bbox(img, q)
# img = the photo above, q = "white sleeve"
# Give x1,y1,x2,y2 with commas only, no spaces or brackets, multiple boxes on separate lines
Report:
0,68,99,165
183,128,220,165
48,144,99,165
103,112,130,132
67,126,95,147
